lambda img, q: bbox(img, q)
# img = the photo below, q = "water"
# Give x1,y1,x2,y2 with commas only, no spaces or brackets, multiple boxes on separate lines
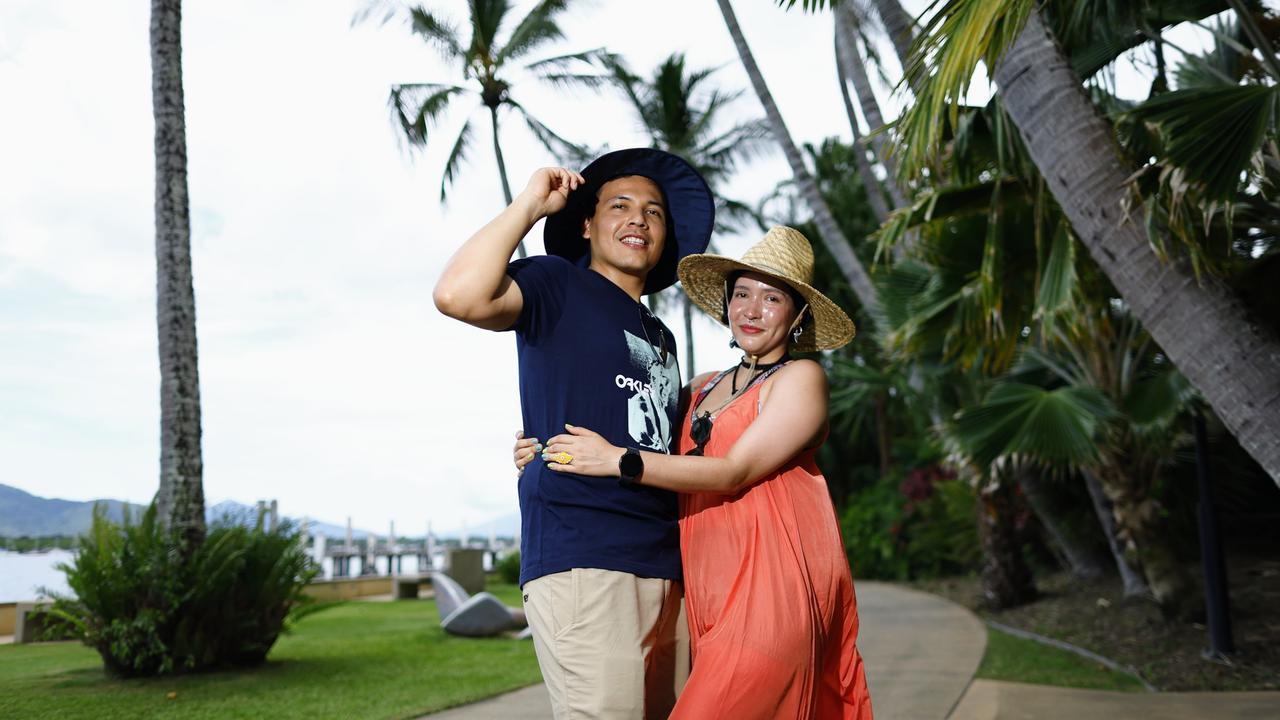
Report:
0,549,75,602
0,549,496,603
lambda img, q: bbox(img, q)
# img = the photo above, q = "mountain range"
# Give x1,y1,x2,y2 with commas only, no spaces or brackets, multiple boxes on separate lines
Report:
0,483,517,539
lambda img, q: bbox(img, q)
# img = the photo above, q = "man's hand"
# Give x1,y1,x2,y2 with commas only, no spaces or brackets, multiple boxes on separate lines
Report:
518,167,586,221
514,430,540,476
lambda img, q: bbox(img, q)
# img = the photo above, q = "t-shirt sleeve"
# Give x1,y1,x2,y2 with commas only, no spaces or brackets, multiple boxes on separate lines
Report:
506,256,569,341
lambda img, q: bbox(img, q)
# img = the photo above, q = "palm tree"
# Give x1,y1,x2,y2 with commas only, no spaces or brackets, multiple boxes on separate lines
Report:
716,0,880,316
150,0,205,552
601,53,771,379
893,0,1280,486
365,0,601,258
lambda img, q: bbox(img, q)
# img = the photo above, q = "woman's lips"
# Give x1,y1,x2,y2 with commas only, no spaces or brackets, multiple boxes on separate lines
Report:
738,325,763,335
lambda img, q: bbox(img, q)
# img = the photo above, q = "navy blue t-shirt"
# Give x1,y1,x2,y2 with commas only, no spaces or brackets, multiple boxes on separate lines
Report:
506,255,682,586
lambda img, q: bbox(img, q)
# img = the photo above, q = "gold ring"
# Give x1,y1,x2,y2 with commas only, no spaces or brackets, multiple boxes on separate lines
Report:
547,451,573,465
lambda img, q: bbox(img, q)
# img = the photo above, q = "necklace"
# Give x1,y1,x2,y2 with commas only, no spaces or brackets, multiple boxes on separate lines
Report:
732,354,789,393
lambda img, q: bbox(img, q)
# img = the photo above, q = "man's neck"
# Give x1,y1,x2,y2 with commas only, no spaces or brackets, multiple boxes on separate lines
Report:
588,261,646,302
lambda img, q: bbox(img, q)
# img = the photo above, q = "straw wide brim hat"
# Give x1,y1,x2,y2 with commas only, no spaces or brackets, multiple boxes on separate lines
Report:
678,226,856,352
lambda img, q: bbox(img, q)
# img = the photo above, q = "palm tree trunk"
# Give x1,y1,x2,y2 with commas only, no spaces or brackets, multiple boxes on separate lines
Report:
1017,468,1105,580
151,0,205,552
1082,469,1149,596
834,5,909,210
869,0,915,75
489,105,526,259
978,481,1037,609
834,23,891,223
683,294,696,381
994,11,1280,486
716,0,880,316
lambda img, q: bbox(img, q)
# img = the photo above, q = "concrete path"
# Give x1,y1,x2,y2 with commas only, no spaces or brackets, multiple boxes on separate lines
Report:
950,679,1280,720
419,581,987,719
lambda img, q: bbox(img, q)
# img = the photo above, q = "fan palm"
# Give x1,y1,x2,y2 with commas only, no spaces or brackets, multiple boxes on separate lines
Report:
151,0,206,552
363,0,602,257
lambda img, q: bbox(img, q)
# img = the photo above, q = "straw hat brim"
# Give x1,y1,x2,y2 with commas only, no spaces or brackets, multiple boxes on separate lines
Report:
678,254,856,352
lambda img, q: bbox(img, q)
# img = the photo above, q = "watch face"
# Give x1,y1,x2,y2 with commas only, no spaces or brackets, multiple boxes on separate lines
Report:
620,450,644,479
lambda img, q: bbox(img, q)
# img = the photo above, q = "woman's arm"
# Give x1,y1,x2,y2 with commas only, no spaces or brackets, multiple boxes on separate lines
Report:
544,360,828,494
433,167,584,330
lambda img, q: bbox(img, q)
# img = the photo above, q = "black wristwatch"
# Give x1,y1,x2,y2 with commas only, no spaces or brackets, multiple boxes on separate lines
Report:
618,448,644,489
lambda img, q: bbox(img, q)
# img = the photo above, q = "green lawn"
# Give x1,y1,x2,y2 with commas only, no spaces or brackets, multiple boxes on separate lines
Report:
976,626,1147,692
0,583,540,720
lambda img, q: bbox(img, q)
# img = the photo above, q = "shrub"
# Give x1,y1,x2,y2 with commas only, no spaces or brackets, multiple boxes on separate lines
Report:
496,551,521,585
841,466,980,581
40,503,317,677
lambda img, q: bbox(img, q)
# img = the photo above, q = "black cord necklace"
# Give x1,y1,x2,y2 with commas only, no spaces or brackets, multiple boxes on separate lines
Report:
731,354,789,394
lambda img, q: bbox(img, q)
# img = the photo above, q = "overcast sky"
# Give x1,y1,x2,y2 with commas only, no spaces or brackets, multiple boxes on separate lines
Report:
0,0,1215,535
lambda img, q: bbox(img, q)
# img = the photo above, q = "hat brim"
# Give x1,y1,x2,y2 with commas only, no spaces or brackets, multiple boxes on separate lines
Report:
543,148,715,295
677,254,856,352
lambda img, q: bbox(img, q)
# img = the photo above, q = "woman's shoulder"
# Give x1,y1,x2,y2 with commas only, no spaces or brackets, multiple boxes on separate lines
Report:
778,358,826,382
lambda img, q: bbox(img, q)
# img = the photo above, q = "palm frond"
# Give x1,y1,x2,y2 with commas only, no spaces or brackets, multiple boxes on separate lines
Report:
440,116,476,203
407,6,464,59
952,382,1114,467
1033,222,1077,330
896,0,1037,178
467,0,512,66
526,48,616,93
1128,83,1279,201
497,0,571,64
505,98,590,164
388,83,470,146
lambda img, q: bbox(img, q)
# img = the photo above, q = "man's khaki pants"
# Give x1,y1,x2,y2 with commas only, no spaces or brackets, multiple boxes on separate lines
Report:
523,568,689,719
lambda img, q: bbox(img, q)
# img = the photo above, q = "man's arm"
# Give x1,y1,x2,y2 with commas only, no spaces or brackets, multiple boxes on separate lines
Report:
432,167,585,331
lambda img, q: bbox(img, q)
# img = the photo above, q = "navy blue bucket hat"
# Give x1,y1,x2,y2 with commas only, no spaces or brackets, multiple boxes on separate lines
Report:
543,148,715,295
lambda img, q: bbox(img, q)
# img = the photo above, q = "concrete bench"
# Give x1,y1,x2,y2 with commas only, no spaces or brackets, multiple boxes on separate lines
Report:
432,572,528,638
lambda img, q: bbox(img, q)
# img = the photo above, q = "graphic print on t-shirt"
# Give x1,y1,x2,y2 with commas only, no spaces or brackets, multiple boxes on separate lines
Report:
623,329,679,451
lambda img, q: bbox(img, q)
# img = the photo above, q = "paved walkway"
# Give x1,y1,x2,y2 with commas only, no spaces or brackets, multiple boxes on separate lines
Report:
419,582,1280,719
950,679,1280,720
420,581,987,719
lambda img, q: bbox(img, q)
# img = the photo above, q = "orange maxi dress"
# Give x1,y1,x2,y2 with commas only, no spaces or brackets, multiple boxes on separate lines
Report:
671,369,874,719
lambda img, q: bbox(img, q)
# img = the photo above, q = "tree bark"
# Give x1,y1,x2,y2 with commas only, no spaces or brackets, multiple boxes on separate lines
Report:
994,11,1280,486
834,20,891,223
978,482,1037,609
869,0,916,75
151,0,205,551
1082,468,1150,597
716,0,880,316
489,105,526,259
1017,468,1105,580
834,5,909,211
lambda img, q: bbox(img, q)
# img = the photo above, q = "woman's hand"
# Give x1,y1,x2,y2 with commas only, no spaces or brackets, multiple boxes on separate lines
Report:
518,167,586,219
513,431,541,477
543,424,625,478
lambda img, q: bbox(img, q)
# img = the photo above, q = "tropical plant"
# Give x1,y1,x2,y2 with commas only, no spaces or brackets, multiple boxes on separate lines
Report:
893,0,1280,486
151,0,205,552
362,0,603,257
41,505,317,677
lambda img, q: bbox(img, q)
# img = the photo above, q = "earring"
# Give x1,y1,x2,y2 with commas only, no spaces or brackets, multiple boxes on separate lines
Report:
792,326,803,342
729,338,740,349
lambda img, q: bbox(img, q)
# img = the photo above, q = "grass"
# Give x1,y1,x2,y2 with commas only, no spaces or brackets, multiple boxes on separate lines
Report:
976,626,1147,692
0,582,540,720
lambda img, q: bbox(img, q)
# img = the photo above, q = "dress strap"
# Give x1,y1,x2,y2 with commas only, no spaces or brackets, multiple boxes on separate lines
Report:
693,367,736,411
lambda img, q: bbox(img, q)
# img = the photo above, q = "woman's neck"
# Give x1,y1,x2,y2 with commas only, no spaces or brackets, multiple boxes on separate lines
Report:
741,345,789,366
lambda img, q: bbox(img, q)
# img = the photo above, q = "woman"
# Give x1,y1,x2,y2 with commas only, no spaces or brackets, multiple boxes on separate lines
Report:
519,226,873,719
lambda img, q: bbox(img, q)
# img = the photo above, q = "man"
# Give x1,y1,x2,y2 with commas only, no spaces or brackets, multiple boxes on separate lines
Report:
433,148,714,719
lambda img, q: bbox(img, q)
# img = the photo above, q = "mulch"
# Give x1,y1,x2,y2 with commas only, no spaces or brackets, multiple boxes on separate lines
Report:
913,554,1280,691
